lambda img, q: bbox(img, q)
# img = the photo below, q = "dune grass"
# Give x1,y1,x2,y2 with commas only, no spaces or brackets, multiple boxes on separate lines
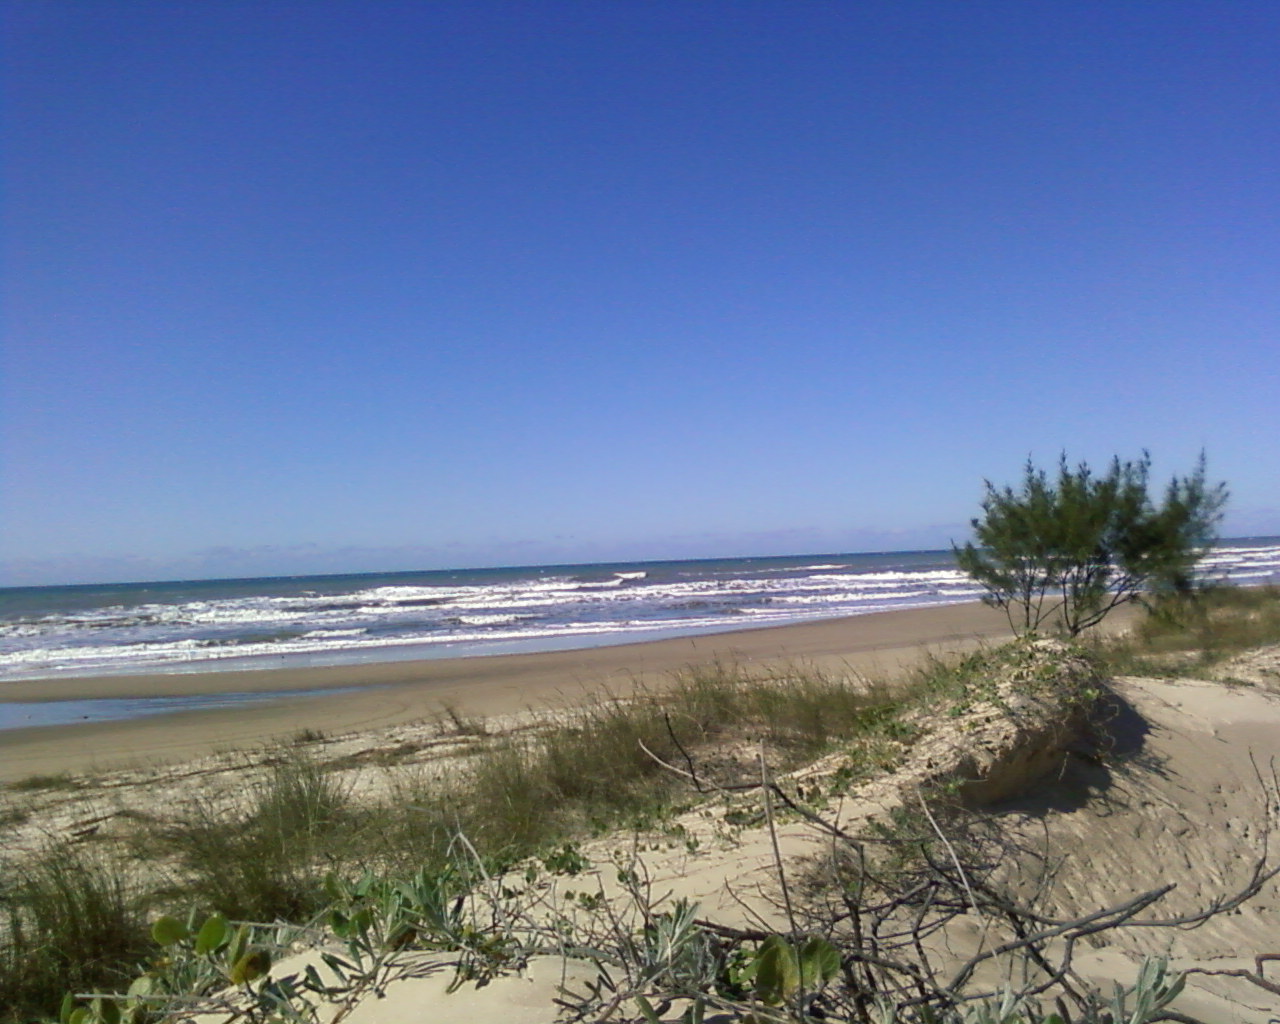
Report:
5,772,79,794
151,755,358,924
345,663,913,877
0,662,910,1020
1090,584,1280,675
8,586,1279,1022
0,846,150,1018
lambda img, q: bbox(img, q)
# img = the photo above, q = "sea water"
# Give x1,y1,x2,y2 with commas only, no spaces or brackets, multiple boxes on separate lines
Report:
0,687,364,732
3,541,1278,686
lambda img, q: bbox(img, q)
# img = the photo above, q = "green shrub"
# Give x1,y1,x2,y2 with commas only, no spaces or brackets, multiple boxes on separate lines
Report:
955,452,1227,636
1091,584,1280,674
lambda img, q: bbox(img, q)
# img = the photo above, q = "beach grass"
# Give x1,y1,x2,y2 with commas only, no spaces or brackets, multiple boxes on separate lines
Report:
143,663,910,895
289,726,328,745
5,587,1279,1021
0,661,912,1019
376,663,912,870
0,845,150,1018
1089,583,1280,675
0,805,30,829
5,772,79,794
150,755,358,923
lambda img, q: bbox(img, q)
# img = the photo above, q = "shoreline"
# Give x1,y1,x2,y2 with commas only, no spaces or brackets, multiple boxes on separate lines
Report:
0,602,1025,782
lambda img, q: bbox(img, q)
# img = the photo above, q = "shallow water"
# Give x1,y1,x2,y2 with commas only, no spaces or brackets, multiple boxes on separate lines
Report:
0,686,364,732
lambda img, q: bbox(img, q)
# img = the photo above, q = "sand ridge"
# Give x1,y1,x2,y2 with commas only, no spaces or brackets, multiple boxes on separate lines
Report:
147,643,1280,1023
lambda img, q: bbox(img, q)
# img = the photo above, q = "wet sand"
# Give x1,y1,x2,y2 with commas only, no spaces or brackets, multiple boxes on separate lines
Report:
0,602,1020,781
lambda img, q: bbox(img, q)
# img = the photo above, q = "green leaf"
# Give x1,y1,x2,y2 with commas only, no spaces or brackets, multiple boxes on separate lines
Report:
150,914,188,947
350,906,374,935
226,923,250,971
1162,970,1186,1004
321,950,356,983
92,999,121,1024
126,974,154,998
67,1010,90,1024
797,935,841,989
303,962,328,992
229,948,272,986
752,934,799,1006
635,995,662,1024
59,993,76,1024
195,913,229,956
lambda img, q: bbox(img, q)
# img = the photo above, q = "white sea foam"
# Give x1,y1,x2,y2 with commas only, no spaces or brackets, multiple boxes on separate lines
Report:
454,614,524,626
3,542,1276,683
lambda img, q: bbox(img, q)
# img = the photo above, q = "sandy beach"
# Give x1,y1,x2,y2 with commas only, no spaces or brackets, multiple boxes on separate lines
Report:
0,602,1022,783
4,597,1277,1022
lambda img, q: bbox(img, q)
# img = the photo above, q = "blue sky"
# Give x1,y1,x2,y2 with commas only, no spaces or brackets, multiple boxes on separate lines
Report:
3,1,1278,586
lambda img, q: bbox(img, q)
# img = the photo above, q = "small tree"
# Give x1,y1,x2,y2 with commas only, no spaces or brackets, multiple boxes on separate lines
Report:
954,452,1228,636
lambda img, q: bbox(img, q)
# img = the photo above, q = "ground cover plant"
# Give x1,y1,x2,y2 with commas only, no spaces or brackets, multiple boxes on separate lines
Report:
1089,583,1280,676
0,663,914,1021
5,774,80,794
150,756,359,924
0,846,151,1019
4,586,1279,1022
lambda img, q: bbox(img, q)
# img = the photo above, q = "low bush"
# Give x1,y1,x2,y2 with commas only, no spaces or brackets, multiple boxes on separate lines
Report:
363,663,908,875
14,624,1267,1021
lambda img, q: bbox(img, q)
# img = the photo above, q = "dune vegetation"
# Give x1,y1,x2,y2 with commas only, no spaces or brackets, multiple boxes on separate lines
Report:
1,586,1278,1023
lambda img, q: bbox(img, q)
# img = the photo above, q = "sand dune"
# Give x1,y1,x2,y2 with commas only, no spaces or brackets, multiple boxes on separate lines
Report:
171,644,1280,1023
9,604,1272,1022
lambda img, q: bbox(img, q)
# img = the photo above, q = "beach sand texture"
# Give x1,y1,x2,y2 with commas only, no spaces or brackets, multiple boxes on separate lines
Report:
0,602,1023,782
4,601,1276,1021
202,659,1280,1024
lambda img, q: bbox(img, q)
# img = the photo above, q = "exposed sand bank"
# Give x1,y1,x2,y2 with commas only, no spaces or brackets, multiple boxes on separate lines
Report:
0,602,1024,782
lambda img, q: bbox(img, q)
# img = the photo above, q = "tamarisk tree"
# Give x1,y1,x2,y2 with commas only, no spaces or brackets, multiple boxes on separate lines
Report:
954,452,1228,636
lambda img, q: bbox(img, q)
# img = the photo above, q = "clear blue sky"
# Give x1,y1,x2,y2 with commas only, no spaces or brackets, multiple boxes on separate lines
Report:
3,1,1278,586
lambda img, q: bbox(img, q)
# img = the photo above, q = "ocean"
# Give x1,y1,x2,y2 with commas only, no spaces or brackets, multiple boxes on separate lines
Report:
3,540,1279,688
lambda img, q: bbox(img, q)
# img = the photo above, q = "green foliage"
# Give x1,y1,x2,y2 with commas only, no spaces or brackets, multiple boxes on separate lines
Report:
387,664,906,870
155,754,355,922
928,957,1185,1024
1123,583,1280,669
541,843,590,877
61,910,299,1024
955,452,1227,636
747,934,840,1008
0,801,31,829
0,644,1223,1021
1081,583,1280,681
0,660,913,1020
1109,956,1185,1024
0,846,150,1021
6,772,79,793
